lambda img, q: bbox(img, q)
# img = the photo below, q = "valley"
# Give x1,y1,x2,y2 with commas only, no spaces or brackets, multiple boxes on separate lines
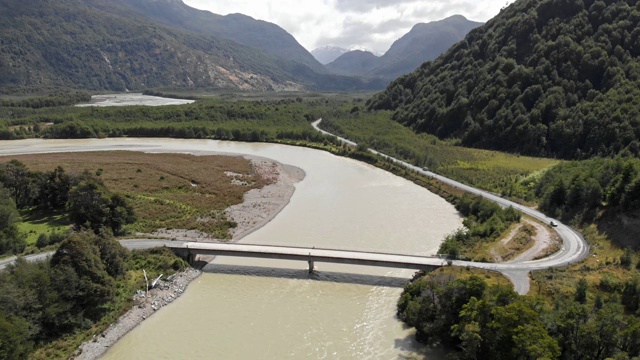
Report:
2,0,640,358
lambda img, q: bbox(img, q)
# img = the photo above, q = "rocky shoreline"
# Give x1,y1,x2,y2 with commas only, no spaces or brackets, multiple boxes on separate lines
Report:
74,268,202,360
73,157,304,359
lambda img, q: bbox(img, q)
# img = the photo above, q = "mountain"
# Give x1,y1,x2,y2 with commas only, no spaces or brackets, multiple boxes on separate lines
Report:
0,0,382,94
121,0,327,74
324,15,482,81
371,15,483,79
369,0,640,159
325,50,379,76
311,46,349,65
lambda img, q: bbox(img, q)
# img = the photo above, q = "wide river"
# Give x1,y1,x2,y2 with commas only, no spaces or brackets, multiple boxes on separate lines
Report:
0,138,462,359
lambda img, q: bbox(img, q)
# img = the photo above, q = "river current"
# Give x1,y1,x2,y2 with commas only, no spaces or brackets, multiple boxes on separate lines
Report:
0,138,462,359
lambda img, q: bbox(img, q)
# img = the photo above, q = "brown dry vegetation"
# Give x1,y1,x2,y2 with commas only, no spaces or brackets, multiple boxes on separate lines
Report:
424,266,513,290
491,223,535,262
9,151,270,238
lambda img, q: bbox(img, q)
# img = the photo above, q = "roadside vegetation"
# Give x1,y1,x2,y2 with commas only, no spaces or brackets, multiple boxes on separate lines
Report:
0,232,187,359
321,110,559,201
3,91,640,359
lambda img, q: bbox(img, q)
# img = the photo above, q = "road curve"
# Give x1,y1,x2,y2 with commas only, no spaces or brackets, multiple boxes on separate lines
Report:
312,119,590,294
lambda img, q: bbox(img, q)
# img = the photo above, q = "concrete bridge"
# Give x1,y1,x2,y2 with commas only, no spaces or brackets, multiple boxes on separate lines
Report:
168,242,450,273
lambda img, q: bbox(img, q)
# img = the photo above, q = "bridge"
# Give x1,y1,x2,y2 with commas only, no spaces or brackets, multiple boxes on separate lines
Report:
168,242,450,273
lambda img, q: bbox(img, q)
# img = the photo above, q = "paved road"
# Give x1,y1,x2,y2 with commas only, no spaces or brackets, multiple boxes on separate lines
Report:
312,119,590,294
170,242,452,271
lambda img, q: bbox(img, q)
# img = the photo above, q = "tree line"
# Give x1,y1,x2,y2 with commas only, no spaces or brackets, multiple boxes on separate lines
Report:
0,160,135,256
0,92,91,109
398,271,640,360
0,97,335,144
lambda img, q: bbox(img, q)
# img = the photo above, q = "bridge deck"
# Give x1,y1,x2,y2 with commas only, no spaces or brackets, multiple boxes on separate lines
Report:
168,242,448,270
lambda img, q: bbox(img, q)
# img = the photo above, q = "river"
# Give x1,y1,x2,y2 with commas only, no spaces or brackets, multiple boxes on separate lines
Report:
0,138,462,359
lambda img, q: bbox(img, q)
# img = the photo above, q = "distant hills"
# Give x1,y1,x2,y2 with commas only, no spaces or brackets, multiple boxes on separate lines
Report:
326,50,379,76
0,0,382,93
369,0,640,159
311,46,350,65
325,15,483,81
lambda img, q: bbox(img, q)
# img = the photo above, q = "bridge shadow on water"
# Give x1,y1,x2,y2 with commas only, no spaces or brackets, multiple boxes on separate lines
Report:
200,263,413,288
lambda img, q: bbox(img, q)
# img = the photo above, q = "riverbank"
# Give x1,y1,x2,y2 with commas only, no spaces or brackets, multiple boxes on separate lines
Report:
139,157,305,242
73,157,304,359
74,268,202,360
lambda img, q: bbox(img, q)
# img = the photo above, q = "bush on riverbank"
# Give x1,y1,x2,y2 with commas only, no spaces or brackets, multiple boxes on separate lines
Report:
0,233,186,359
398,268,640,360
438,194,521,260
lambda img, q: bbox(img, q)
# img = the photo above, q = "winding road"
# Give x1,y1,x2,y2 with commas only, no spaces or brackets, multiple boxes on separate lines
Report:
0,128,589,294
312,119,590,294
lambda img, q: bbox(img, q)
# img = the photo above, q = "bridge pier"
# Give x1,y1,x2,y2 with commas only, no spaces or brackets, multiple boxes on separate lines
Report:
308,260,314,273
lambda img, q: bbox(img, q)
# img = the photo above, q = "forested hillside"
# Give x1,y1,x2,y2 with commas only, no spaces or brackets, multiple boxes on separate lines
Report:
120,0,328,74
370,15,483,80
369,0,640,159
0,0,380,94
325,15,482,81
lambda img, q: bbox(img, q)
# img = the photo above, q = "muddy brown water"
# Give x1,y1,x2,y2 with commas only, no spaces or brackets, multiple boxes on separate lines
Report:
0,139,461,359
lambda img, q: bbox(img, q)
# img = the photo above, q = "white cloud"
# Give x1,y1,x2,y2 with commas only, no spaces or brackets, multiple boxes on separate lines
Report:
183,0,509,53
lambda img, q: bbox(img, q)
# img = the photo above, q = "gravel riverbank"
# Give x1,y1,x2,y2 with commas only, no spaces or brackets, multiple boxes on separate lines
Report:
73,157,304,359
74,268,201,360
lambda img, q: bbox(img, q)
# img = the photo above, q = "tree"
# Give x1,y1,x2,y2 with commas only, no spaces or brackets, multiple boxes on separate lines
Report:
67,178,110,232
575,278,588,304
0,311,33,359
0,160,34,208
49,232,115,320
0,186,26,255
67,177,135,234
107,194,135,235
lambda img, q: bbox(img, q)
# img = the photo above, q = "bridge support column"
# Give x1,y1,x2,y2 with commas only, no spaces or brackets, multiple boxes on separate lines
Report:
308,260,315,273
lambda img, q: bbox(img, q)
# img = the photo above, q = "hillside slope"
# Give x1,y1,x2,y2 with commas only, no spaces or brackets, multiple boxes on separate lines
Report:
369,0,640,159
0,0,380,93
325,50,379,76
371,15,483,79
311,46,349,65
121,0,327,74
0,0,299,93
325,15,481,80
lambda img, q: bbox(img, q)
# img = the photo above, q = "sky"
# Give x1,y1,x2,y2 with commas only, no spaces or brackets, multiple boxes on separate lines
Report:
183,0,511,54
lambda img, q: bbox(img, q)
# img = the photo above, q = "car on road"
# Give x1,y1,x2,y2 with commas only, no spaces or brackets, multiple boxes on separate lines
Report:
550,220,558,227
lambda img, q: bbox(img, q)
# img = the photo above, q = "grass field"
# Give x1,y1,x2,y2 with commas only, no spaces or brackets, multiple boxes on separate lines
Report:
17,209,70,245
322,111,560,201
8,152,269,239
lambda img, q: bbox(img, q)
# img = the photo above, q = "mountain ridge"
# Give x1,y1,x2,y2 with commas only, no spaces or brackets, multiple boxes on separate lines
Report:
0,0,384,93
325,15,483,81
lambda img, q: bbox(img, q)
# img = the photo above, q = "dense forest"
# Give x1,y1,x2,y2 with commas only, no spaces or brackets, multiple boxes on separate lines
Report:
0,96,337,144
369,0,640,159
535,156,640,247
0,233,186,359
398,270,640,360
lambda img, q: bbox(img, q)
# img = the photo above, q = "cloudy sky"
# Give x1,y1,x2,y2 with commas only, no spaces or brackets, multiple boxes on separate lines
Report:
183,0,511,54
